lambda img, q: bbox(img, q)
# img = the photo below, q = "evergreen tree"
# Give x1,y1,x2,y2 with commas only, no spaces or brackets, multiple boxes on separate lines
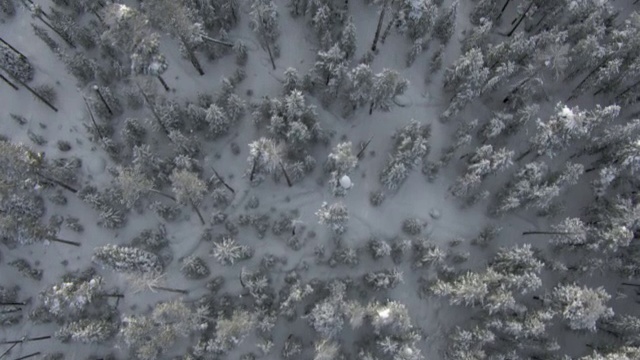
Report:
55,318,117,344
121,300,208,360
396,0,437,41
170,169,207,225
249,0,280,70
380,120,430,190
195,310,255,355
450,145,513,197
142,0,206,75
343,64,373,113
101,4,167,78
93,244,163,274
550,283,613,332
316,202,349,234
528,103,619,158
312,44,348,99
340,17,357,60
369,69,408,114
38,276,104,320
0,42,34,82
433,0,458,44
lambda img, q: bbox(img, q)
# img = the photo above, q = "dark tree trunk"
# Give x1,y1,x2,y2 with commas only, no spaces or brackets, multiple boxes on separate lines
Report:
615,78,640,101
369,102,374,115
265,41,277,70
522,231,580,236
15,352,42,360
94,87,113,115
136,82,171,136
148,188,177,201
189,197,206,225
36,172,77,193
497,0,512,20
356,136,374,159
37,16,75,48
249,156,259,182
0,67,58,112
211,166,235,193
0,302,26,306
151,286,188,294
371,0,390,51
1,335,51,345
98,293,124,298
279,161,292,187
157,75,170,92
570,57,611,98
50,237,81,246
202,36,234,47
0,37,28,60
0,72,18,90
82,96,108,147
380,9,397,44
507,1,534,37
516,147,532,161
180,37,204,76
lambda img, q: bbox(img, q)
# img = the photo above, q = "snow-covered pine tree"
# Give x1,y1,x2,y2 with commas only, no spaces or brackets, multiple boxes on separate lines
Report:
470,0,501,26
462,17,492,53
247,137,286,184
211,236,253,265
0,42,34,82
316,202,349,234
38,275,104,320
396,0,437,41
195,310,255,355
312,44,348,100
249,0,280,70
101,4,167,79
550,283,613,332
325,142,357,176
121,299,208,360
450,145,513,197
142,0,206,75
93,244,163,274
433,0,458,44
380,120,430,190
528,103,619,159
170,169,207,225
340,17,357,60
343,64,373,114
325,142,357,196
55,318,117,344
369,68,408,114
441,47,488,121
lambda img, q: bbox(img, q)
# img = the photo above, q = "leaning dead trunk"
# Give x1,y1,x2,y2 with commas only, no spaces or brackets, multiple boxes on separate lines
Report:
0,72,18,90
15,352,41,360
371,0,391,51
151,285,188,294
496,0,512,20
0,66,58,112
1,335,51,345
136,82,171,136
522,231,580,236
179,37,204,76
93,85,113,115
0,37,29,60
157,75,170,92
189,197,206,225
507,1,534,37
279,161,292,187
211,166,235,193
49,237,81,247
